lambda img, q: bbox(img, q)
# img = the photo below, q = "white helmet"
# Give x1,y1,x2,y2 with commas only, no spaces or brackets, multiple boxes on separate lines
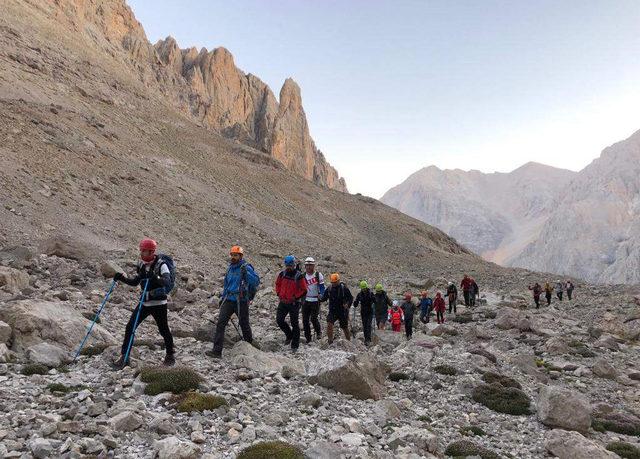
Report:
392,300,399,307
304,257,316,265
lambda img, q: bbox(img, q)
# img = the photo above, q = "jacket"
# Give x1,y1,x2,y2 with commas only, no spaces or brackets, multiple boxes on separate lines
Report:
222,259,260,303
419,297,433,317
120,255,171,304
434,296,446,312
388,307,404,325
354,289,376,315
461,277,473,292
320,283,353,311
446,284,458,300
529,285,542,298
401,300,416,320
275,269,307,304
374,291,392,317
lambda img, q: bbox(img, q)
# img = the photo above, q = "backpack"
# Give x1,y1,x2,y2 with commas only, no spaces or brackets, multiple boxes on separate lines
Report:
154,253,176,293
242,263,258,301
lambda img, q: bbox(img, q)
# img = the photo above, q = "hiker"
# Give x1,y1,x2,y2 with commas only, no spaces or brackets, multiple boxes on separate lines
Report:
302,257,325,343
555,280,564,301
461,274,473,306
470,278,479,306
373,283,392,330
433,291,446,324
275,255,307,352
400,292,416,339
566,280,575,301
528,283,542,309
353,281,376,345
113,238,176,368
544,282,553,306
208,246,260,358
320,273,353,344
388,300,404,332
419,290,433,324
446,282,458,314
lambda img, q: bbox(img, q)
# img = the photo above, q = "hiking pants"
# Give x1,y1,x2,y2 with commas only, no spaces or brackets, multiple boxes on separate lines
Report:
302,300,321,342
567,290,573,301
121,304,174,356
391,322,402,332
448,297,457,314
436,310,445,323
534,296,540,309
463,291,471,306
361,311,373,344
545,293,552,305
405,319,413,339
213,299,252,354
557,292,563,301
276,301,300,349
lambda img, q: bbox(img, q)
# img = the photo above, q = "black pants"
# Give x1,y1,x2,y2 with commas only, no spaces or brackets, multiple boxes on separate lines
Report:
405,318,413,338
545,293,552,305
463,291,471,306
121,304,174,356
302,301,321,342
436,310,445,323
213,299,252,354
534,296,540,308
567,290,573,300
557,292,563,301
361,311,373,343
276,302,300,349
448,298,457,314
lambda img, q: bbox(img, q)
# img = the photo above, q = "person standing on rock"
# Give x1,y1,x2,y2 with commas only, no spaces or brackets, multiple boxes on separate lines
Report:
275,255,307,353
461,274,473,307
388,300,404,332
434,291,446,324
373,283,392,330
555,280,564,301
301,257,325,343
528,283,542,309
419,290,433,325
400,292,416,339
207,246,260,359
353,281,376,345
320,273,353,344
544,282,553,306
112,238,176,368
565,280,575,301
446,282,458,314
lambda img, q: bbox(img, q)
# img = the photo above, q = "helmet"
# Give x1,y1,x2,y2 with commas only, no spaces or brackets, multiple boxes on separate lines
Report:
359,281,368,290
375,283,383,292
392,300,398,307
404,292,412,300
421,290,428,297
139,238,157,252
330,273,340,283
230,246,244,255
304,257,315,265
448,281,453,286
284,255,296,266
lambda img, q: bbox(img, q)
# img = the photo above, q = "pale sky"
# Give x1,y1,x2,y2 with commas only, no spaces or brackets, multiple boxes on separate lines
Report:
128,0,640,198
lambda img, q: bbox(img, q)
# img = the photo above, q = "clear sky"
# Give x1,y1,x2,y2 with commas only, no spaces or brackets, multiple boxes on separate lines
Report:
128,0,640,198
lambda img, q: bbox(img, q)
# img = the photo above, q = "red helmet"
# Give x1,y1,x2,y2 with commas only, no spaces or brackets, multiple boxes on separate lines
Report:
139,238,157,263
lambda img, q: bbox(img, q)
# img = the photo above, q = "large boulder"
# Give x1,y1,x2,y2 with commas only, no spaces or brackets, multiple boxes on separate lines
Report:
545,429,618,459
537,385,591,432
0,300,116,352
496,308,532,331
228,341,304,376
0,266,29,293
110,411,142,432
592,358,617,379
153,436,201,459
26,342,69,367
0,320,11,344
39,236,95,261
306,350,389,400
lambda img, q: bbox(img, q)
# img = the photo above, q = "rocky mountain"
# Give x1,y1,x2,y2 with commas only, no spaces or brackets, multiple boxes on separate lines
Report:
381,162,576,265
48,0,346,191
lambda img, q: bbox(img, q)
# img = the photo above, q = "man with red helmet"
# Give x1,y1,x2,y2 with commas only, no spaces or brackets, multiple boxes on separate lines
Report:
112,238,175,368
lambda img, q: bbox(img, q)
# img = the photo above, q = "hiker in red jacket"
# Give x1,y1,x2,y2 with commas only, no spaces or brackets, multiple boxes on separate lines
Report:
388,300,404,332
275,255,307,352
461,274,474,306
528,283,542,309
434,291,446,324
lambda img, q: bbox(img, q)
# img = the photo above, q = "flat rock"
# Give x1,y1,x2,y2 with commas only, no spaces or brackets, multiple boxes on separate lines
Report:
537,385,591,432
545,429,618,459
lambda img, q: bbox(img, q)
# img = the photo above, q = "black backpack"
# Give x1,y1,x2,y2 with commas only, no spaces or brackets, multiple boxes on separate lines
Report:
151,253,177,293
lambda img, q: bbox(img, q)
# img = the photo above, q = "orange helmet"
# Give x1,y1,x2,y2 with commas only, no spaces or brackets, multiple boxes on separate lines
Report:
230,245,244,255
330,273,340,283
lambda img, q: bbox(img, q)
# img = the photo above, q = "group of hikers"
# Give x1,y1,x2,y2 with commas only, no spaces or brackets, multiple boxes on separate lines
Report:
528,280,576,308
107,239,480,369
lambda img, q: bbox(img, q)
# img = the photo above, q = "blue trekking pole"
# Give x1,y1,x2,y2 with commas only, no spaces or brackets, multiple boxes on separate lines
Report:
73,279,117,361
123,279,149,365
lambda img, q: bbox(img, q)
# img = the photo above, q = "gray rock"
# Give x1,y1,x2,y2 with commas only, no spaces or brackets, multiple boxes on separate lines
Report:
26,342,69,367
387,427,439,453
305,440,348,459
592,358,617,379
0,343,10,363
0,320,11,344
99,261,123,278
229,341,304,375
537,386,591,432
154,436,201,459
109,411,142,432
28,438,52,459
0,266,29,293
545,429,618,459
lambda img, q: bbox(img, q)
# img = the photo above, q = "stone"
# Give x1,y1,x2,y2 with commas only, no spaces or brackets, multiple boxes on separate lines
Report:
592,358,617,379
496,308,532,331
228,341,304,375
26,342,69,367
545,429,618,459
298,392,323,408
594,333,620,351
39,236,95,261
543,336,570,354
387,427,439,453
537,385,591,432
306,350,389,400
0,321,11,344
109,411,142,432
149,413,176,434
99,261,123,277
305,440,348,459
0,266,29,293
372,399,402,424
28,438,53,459
340,432,364,447
0,344,10,363
154,436,201,459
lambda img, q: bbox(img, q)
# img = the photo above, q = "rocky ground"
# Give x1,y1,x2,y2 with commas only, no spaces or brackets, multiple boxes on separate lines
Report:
0,246,639,458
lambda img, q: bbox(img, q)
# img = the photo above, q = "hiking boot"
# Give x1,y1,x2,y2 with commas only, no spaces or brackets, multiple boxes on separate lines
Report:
248,341,261,350
291,347,298,354
112,355,129,370
315,333,322,340
163,353,175,366
205,350,222,359
284,337,292,346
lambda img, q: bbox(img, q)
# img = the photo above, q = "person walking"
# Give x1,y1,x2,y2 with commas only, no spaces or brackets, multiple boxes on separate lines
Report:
388,300,404,332
565,280,575,301
434,292,446,324
400,292,416,339
470,278,479,307
461,274,473,306
528,283,542,309
113,238,176,368
301,257,325,343
544,282,553,306
419,290,433,324
275,255,307,353
555,280,564,301
447,282,458,314
353,281,376,345
208,246,260,359
373,283,392,330
320,273,353,344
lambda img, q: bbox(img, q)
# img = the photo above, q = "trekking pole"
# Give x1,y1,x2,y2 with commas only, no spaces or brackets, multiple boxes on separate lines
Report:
123,278,149,365
73,279,117,361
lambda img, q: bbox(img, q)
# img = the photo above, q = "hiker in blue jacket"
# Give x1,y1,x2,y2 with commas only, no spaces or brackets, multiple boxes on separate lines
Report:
419,290,433,324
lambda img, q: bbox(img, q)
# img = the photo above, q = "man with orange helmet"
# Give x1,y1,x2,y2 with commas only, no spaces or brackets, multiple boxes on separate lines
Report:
319,273,353,344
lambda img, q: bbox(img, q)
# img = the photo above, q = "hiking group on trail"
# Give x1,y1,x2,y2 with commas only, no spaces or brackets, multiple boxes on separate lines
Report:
86,239,485,369
529,279,576,309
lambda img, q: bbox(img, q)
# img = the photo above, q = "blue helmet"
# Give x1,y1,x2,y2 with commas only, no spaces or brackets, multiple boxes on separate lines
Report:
284,255,296,266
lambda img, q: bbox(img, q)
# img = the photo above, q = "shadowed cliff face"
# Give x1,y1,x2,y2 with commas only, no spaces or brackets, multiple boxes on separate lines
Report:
47,0,347,191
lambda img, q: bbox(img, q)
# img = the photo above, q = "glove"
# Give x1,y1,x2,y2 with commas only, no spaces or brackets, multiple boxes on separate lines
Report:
114,272,124,282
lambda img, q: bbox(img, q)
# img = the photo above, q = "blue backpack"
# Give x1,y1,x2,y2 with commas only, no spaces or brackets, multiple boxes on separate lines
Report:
154,253,177,293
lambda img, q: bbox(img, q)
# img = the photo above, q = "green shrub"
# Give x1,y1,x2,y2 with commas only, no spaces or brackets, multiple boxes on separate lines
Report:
483,310,497,319
592,412,640,437
140,366,202,395
482,372,522,389
21,364,49,375
606,441,640,459
389,372,410,382
237,441,304,459
433,364,458,376
460,425,487,436
453,313,474,323
80,343,109,357
444,440,500,459
417,415,432,422
472,383,531,415
176,392,227,413
46,383,87,395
